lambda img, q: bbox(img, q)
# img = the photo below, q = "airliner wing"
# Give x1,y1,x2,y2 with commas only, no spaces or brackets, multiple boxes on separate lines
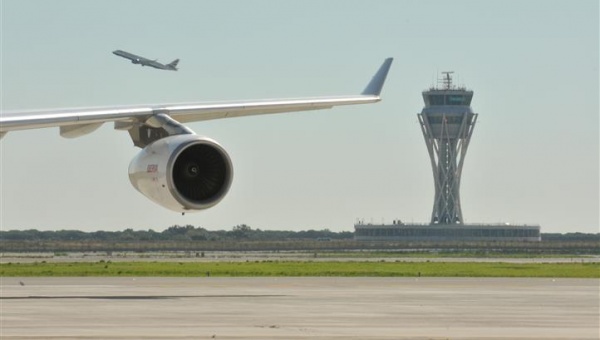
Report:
1,58,393,142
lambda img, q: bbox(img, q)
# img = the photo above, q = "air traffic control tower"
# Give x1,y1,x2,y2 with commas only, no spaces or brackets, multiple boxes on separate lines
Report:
354,73,541,242
419,72,475,225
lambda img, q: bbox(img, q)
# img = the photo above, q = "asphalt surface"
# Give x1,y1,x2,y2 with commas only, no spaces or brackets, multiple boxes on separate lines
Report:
1,277,598,339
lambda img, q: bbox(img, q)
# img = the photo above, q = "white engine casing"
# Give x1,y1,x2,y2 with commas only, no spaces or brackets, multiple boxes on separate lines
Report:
128,134,233,212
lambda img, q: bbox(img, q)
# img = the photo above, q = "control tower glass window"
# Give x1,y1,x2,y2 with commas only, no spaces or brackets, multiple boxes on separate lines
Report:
449,94,473,105
427,94,473,106
429,95,445,105
447,95,466,105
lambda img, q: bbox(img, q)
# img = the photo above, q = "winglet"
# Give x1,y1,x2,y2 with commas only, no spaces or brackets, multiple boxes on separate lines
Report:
361,57,393,96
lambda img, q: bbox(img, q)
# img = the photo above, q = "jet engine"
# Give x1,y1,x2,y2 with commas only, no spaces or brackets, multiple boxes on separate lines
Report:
128,134,233,212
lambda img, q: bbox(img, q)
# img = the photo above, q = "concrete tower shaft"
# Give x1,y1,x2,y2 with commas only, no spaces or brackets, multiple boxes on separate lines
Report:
418,74,477,224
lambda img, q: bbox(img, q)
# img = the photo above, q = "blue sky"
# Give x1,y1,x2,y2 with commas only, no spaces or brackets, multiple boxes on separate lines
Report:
1,0,598,233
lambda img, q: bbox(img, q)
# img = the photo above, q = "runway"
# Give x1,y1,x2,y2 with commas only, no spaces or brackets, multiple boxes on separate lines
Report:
1,277,598,339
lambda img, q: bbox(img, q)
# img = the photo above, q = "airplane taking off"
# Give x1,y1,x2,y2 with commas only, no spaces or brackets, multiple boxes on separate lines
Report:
0,58,393,213
113,50,179,71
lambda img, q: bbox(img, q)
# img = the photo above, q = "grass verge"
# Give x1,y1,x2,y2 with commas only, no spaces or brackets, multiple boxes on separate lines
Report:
1,261,598,278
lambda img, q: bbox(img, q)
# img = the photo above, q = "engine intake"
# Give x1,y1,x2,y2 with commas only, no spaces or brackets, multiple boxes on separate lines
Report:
172,143,229,203
129,135,233,212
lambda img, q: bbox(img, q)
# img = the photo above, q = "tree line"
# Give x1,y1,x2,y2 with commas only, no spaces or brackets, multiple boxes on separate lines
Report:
0,225,354,242
0,225,597,243
0,226,597,253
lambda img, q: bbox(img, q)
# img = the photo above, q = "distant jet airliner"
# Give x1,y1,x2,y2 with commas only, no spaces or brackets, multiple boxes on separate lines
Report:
0,58,392,213
113,50,179,71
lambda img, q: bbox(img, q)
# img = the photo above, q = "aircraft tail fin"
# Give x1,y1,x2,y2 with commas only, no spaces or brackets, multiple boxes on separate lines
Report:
167,59,180,70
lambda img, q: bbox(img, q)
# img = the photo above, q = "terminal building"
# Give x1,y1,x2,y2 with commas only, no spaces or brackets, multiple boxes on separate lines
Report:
355,73,541,242
355,222,541,242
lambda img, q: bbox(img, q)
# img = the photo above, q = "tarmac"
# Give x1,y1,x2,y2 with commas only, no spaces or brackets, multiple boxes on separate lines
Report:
1,277,598,339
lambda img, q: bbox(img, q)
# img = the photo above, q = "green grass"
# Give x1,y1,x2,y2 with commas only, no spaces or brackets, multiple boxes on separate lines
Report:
1,261,598,278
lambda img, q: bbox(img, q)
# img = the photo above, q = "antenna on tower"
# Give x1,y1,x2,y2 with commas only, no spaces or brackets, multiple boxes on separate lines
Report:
440,71,454,90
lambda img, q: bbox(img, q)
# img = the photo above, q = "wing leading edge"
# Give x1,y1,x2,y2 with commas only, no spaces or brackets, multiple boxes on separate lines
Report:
0,58,393,141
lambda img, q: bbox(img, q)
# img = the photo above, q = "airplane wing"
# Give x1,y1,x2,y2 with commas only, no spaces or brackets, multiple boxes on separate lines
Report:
147,60,170,70
1,58,393,142
1,58,393,212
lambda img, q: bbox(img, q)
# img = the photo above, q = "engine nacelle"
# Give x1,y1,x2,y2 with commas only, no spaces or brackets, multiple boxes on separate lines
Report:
128,135,233,212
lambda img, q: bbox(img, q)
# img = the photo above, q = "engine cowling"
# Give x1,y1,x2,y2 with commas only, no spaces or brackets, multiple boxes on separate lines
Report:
128,135,233,212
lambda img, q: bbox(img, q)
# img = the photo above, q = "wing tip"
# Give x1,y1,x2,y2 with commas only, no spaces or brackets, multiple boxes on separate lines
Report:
361,57,394,96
